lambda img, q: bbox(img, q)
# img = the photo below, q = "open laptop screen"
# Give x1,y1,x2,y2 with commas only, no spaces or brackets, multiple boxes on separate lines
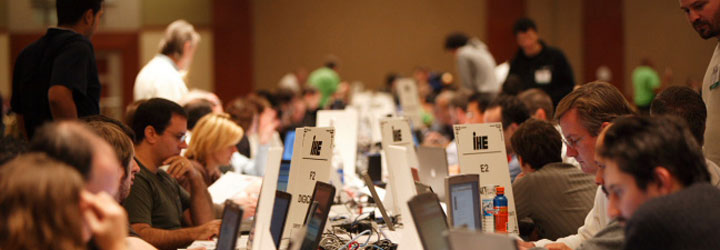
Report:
445,174,481,230
269,191,292,249
449,182,480,230
217,200,244,250
408,192,450,250
278,130,296,191
300,181,336,250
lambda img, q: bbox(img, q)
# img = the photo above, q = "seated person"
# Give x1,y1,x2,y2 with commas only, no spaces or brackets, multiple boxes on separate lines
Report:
517,88,580,168
225,97,280,176
512,119,596,240
185,113,244,186
596,115,720,249
519,82,635,250
483,95,530,182
0,153,128,250
123,98,220,250
650,86,720,187
84,116,156,249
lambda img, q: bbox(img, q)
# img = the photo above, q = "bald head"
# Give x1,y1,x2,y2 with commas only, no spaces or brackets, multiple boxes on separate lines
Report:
30,121,122,196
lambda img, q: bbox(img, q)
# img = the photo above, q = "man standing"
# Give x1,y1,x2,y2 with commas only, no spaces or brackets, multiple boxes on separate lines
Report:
123,98,220,250
444,33,500,96
679,0,720,165
508,18,575,107
11,0,104,139
134,20,200,103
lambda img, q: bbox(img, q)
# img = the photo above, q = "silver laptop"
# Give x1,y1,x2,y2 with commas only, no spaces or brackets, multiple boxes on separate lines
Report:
416,146,450,201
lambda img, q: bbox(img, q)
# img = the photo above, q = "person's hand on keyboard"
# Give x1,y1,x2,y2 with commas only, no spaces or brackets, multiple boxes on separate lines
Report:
195,219,222,240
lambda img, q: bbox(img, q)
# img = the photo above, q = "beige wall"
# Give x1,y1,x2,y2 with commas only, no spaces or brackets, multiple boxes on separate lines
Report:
527,0,584,86
141,0,210,27
624,0,716,94
0,34,9,99
253,0,487,91
7,0,141,32
0,0,7,29
139,29,215,92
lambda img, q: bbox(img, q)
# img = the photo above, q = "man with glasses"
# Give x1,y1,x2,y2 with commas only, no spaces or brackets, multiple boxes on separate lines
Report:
123,98,220,250
519,81,634,250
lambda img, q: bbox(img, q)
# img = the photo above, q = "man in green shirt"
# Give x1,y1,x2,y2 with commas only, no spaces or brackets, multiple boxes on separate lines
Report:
308,60,341,108
631,59,661,112
124,98,219,250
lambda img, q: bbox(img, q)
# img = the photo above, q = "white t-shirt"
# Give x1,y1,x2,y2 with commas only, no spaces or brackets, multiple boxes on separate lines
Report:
702,43,720,166
133,54,188,103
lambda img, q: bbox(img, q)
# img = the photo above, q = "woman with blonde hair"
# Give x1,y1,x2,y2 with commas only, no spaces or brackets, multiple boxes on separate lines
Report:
0,153,128,250
184,113,244,185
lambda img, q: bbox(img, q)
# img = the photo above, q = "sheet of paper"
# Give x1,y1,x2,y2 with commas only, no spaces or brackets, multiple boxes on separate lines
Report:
454,123,519,234
282,127,335,238
208,172,261,205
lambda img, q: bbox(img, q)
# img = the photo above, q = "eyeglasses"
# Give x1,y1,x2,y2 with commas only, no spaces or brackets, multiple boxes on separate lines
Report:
173,132,187,143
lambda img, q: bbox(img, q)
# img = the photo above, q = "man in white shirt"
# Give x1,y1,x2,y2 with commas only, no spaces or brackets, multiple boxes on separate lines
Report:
520,82,634,250
134,20,200,103
679,0,720,166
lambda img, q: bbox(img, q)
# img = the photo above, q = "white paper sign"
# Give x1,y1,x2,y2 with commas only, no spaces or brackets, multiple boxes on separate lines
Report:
454,123,519,234
249,147,284,250
385,145,423,250
317,109,359,181
283,127,335,238
395,78,424,129
379,117,419,170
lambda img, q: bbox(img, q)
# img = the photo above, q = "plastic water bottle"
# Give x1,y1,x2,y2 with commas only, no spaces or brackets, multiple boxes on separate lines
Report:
481,185,497,233
494,186,508,233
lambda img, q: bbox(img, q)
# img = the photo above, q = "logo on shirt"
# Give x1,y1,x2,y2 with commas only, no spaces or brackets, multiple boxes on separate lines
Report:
310,136,322,156
472,132,489,151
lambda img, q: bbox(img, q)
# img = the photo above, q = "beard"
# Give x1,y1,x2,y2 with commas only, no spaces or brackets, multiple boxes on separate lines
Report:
693,19,720,39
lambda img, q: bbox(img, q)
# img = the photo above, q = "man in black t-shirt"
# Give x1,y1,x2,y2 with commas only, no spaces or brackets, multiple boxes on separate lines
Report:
507,18,575,107
11,0,104,139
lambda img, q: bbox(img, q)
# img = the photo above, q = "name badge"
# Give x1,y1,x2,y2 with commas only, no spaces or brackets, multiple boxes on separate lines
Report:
534,67,552,84
711,65,720,91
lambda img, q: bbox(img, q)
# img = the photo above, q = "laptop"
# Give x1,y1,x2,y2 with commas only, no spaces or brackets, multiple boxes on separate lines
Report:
362,173,395,231
416,146,450,201
269,191,292,249
278,130,296,192
445,174,481,230
445,229,518,250
407,192,450,250
217,200,244,250
299,181,336,250
367,153,383,185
